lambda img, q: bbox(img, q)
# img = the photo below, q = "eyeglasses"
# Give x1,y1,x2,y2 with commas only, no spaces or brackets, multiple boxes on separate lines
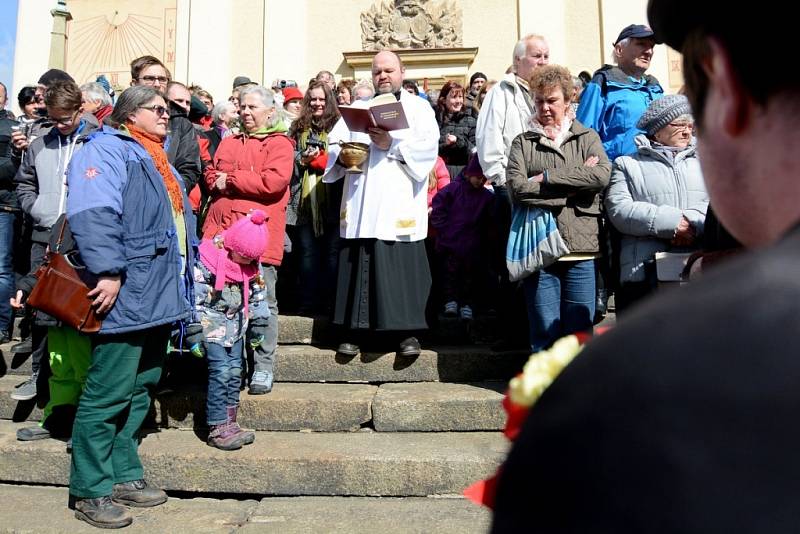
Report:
138,105,170,117
48,110,80,126
137,75,170,85
669,121,694,132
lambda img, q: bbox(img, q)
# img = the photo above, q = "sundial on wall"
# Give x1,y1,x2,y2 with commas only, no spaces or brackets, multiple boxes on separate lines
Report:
65,0,177,89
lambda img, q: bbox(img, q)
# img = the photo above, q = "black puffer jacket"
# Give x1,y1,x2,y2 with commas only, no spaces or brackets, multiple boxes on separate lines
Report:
0,115,20,210
437,111,476,167
167,101,202,193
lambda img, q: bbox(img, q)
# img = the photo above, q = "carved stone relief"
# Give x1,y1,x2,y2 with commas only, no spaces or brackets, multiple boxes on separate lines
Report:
361,0,463,50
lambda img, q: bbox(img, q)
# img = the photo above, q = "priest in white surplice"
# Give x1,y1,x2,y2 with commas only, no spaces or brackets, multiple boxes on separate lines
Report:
324,51,439,357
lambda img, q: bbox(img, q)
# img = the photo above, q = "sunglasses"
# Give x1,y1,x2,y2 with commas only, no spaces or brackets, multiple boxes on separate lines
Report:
139,105,170,117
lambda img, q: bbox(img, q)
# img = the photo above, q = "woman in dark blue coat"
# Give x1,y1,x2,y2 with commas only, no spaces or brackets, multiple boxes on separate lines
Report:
65,85,195,529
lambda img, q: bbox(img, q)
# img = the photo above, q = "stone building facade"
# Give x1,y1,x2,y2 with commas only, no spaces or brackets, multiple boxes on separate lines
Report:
11,0,683,114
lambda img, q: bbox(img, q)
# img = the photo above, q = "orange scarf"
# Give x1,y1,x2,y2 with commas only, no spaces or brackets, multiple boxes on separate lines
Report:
126,124,184,214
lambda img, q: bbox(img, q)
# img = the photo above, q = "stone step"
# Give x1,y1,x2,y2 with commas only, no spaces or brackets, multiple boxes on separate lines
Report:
260,314,502,345
0,376,507,432
1,343,528,383
0,484,491,533
0,421,506,496
4,312,503,348
276,345,526,383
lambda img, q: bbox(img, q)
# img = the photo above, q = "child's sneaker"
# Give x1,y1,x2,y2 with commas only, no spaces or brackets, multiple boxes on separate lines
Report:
444,301,458,317
459,305,473,321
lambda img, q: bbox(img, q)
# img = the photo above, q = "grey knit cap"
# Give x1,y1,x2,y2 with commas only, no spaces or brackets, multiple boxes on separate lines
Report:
637,94,692,136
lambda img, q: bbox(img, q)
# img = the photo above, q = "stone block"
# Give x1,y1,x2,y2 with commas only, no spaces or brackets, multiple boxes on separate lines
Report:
373,382,506,431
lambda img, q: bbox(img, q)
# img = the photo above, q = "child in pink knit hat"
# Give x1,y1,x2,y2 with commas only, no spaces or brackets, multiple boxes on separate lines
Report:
192,209,270,450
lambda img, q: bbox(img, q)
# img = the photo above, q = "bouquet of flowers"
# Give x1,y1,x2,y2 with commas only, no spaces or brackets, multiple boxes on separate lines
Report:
464,328,608,508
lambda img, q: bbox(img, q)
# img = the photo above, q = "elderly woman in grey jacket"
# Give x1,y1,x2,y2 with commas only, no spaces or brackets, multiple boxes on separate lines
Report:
605,95,708,313
506,65,611,352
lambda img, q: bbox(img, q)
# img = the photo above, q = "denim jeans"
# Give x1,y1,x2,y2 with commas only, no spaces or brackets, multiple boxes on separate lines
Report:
248,265,277,376
0,210,16,335
523,259,596,352
205,338,244,426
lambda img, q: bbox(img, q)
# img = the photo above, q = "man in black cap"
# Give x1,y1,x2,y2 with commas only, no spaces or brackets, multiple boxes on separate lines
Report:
492,3,800,532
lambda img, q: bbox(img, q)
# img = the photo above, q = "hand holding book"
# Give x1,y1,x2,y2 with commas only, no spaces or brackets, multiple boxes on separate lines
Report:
338,93,409,134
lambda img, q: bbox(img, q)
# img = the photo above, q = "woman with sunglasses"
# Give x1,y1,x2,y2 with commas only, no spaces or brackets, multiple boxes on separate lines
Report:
64,85,196,529
605,94,708,314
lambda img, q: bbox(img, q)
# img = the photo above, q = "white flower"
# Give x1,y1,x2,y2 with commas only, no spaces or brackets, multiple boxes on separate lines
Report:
508,335,584,407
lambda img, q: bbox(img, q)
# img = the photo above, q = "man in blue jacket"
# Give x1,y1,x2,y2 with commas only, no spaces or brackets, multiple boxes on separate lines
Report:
577,24,664,161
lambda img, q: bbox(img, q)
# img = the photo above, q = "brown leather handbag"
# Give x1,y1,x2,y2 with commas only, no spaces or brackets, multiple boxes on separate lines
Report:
27,220,102,333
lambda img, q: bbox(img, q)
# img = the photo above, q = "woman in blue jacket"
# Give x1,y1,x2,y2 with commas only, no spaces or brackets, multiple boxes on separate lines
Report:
65,85,195,529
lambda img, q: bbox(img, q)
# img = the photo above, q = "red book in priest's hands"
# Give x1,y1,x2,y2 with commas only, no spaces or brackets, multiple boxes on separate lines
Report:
338,93,409,133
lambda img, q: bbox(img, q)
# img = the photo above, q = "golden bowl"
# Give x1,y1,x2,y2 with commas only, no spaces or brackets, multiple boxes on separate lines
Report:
338,142,370,173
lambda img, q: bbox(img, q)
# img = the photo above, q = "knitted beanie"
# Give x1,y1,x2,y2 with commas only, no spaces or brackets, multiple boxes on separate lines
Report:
637,94,692,136
469,72,487,86
223,210,269,261
95,75,113,97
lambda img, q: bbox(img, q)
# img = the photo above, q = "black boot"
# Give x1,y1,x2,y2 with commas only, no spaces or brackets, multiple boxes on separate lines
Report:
74,496,133,529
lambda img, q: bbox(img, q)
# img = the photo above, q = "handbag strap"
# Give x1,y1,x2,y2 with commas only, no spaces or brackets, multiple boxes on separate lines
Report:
53,217,68,253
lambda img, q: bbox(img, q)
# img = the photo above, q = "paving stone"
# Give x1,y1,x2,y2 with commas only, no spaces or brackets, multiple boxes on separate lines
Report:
0,484,491,534
373,382,507,431
241,495,491,534
0,420,507,496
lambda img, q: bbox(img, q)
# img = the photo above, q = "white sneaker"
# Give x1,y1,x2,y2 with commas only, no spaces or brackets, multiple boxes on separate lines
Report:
444,301,458,317
459,305,473,321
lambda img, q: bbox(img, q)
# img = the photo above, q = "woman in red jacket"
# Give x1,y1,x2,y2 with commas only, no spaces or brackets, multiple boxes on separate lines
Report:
203,85,295,395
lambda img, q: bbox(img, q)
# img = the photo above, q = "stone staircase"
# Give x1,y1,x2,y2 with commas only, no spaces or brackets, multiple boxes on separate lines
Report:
0,314,526,531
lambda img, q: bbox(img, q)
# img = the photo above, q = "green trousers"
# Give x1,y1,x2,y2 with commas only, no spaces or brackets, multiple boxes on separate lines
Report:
69,326,169,498
41,326,91,426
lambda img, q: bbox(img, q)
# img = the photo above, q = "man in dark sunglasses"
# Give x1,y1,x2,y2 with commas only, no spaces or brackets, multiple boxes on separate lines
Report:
130,56,201,195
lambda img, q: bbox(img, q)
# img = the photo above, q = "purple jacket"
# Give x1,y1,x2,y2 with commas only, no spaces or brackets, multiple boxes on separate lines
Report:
430,175,495,259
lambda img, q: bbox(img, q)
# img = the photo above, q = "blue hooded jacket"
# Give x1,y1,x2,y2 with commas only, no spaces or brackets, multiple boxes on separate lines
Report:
576,65,663,162
66,126,196,334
